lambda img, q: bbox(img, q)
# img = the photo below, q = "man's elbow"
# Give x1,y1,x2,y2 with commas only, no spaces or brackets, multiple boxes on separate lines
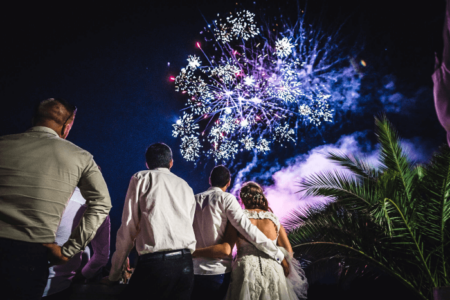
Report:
221,243,232,256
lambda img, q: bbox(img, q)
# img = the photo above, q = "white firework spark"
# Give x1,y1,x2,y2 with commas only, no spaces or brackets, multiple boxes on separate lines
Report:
244,76,255,86
275,37,295,58
214,10,260,43
273,124,296,143
171,10,360,162
208,139,239,162
187,55,201,69
172,113,199,137
181,135,202,161
256,139,270,154
306,94,334,126
211,63,240,83
240,136,255,150
299,104,312,116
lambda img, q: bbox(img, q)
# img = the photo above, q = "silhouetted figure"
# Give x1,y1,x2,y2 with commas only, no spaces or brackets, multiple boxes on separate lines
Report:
0,98,112,300
106,143,196,300
191,165,285,300
433,0,450,145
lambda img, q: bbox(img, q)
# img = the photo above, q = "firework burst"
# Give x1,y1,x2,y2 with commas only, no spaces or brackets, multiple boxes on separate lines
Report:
171,9,360,162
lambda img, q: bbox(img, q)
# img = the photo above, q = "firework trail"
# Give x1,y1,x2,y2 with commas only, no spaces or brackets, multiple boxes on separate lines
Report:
171,9,360,162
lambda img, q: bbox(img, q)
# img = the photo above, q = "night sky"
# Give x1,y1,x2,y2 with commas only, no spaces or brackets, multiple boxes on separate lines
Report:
0,0,446,258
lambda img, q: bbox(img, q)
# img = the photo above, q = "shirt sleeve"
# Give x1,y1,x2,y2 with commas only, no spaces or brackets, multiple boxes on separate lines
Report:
62,156,112,258
433,1,450,145
188,188,197,253
190,189,196,224
224,194,284,264
109,175,142,281
81,215,111,279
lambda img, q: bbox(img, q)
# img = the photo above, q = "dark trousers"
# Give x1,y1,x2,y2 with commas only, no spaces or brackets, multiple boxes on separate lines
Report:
191,273,231,300
123,249,194,300
0,238,49,300
42,287,72,300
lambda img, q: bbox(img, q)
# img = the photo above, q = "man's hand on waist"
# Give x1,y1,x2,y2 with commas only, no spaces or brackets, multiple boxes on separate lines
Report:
42,243,70,266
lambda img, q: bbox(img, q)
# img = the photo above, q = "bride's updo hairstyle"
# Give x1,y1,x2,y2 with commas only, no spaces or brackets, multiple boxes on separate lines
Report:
239,181,272,212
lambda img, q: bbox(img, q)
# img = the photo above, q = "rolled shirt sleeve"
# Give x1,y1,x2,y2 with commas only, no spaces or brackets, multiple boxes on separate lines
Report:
81,215,111,279
61,157,112,258
109,176,142,281
224,195,284,264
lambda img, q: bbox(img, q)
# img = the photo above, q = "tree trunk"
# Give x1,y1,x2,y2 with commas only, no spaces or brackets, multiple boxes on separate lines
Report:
433,286,450,300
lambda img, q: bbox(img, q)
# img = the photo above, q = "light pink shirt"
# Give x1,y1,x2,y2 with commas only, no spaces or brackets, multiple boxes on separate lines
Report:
43,188,110,296
109,168,196,281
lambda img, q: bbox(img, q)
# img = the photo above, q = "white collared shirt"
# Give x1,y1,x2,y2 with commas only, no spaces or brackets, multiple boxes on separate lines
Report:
193,187,284,275
109,168,196,281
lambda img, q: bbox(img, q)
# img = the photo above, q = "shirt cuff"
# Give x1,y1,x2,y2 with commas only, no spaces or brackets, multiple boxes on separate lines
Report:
61,244,81,259
274,248,285,264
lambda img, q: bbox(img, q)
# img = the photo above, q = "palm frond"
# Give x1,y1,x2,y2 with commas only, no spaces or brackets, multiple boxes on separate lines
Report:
375,115,416,202
287,203,430,299
293,242,428,300
289,116,449,299
299,170,378,209
326,151,379,180
419,145,450,286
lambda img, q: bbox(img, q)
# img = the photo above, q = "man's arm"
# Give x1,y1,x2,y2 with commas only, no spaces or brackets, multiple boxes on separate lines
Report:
193,221,237,258
108,175,142,282
277,225,292,277
189,189,196,224
61,157,112,258
224,195,284,264
81,215,111,279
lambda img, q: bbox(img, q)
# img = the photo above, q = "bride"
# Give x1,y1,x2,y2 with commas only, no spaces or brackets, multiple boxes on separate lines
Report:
194,181,308,300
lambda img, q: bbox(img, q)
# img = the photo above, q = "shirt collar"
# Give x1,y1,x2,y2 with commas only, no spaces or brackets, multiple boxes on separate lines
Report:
153,167,171,173
208,186,224,192
26,126,59,137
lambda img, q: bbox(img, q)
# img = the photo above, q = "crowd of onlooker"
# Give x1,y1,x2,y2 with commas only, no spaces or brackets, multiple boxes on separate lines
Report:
0,98,293,300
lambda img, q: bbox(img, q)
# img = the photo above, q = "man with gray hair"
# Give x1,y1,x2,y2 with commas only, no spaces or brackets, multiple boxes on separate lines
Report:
0,98,112,300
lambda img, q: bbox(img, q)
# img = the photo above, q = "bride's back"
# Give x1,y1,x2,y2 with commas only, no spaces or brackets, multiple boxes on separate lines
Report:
246,209,278,241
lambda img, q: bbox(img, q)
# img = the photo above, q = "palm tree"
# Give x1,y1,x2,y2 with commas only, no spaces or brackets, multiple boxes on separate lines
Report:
285,116,450,300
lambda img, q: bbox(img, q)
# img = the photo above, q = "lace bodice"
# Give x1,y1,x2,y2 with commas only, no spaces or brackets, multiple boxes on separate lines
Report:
228,209,308,300
243,209,280,235
237,209,280,253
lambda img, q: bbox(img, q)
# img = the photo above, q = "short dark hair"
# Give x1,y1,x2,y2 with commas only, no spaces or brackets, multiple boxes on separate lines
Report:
210,165,231,188
32,98,77,126
145,143,173,169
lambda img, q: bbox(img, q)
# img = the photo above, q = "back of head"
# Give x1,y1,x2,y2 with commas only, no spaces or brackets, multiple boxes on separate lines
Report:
32,98,77,126
239,181,271,211
210,165,231,188
145,143,172,169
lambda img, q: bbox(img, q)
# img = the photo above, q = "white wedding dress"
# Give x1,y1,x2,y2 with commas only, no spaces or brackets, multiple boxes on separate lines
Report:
225,210,308,300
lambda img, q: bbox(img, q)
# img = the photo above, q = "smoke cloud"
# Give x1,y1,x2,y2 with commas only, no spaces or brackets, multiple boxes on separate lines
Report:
231,131,434,221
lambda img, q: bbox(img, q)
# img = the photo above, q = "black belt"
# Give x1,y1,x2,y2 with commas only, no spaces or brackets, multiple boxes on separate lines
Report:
139,249,191,262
